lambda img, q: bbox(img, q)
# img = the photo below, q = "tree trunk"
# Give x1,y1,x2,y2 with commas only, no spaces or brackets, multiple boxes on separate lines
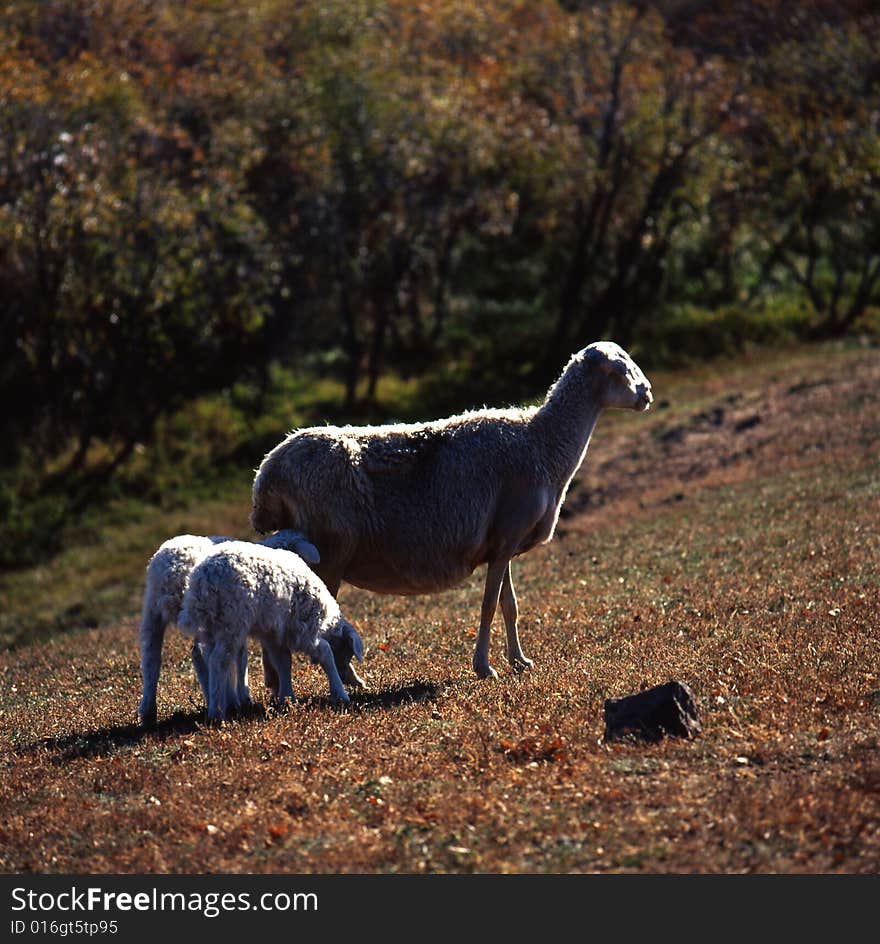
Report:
339,287,361,411
365,295,392,402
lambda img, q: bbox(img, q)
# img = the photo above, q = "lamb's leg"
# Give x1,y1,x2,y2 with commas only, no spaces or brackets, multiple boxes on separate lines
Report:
473,558,509,679
204,637,235,722
341,662,366,689
202,640,238,712
191,640,210,702
318,571,366,690
313,638,351,703
235,643,253,708
260,642,280,698
264,642,295,706
501,563,533,672
138,609,167,728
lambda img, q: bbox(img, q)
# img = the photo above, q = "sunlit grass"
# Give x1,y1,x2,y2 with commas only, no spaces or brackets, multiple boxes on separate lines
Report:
0,340,877,873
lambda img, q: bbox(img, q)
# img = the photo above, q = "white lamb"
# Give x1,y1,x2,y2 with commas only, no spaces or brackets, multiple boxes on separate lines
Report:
249,340,652,680
137,529,321,727
177,541,364,721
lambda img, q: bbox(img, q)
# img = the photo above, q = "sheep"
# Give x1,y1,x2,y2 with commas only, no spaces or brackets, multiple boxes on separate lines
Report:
249,340,653,680
137,529,321,728
177,541,364,721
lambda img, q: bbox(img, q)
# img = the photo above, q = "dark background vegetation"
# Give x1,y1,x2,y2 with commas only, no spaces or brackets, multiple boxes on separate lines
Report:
1,0,878,570
1,2,878,876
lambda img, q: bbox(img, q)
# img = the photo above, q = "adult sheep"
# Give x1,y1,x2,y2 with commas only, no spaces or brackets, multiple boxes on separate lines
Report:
250,341,653,680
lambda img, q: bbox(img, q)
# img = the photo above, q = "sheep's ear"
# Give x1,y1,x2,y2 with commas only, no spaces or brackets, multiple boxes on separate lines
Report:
294,538,320,565
346,623,364,662
597,353,628,377
586,342,628,377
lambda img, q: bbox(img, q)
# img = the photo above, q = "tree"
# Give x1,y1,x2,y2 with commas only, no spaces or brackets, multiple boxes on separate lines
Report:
744,14,880,334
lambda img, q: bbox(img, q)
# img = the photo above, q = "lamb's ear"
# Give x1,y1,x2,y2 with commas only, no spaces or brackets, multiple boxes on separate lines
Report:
293,538,320,565
346,623,364,662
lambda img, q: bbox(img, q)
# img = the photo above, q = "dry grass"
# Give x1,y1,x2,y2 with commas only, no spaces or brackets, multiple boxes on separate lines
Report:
1,342,878,873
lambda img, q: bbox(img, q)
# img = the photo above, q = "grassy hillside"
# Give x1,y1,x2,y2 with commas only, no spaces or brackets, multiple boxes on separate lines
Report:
0,341,878,873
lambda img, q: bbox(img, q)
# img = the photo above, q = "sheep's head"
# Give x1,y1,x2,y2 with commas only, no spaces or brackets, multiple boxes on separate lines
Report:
584,341,653,412
327,618,366,689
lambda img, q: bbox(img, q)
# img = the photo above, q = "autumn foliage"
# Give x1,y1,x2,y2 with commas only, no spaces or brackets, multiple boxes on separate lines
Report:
1,0,878,558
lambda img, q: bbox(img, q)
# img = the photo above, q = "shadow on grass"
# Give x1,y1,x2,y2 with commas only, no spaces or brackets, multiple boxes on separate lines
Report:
22,679,447,762
348,678,447,712
31,708,207,762
253,678,447,715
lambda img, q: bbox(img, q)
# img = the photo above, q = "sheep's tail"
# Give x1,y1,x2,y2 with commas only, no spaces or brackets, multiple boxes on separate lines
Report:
251,431,366,534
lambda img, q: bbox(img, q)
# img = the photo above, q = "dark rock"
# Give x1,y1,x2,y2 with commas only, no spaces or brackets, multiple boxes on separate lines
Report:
603,681,701,744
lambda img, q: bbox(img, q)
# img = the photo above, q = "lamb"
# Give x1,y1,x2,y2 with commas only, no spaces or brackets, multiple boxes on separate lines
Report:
137,529,321,728
177,541,364,721
249,340,653,680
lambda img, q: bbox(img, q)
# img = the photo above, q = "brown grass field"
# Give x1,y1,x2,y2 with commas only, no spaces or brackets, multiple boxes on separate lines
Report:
1,342,878,874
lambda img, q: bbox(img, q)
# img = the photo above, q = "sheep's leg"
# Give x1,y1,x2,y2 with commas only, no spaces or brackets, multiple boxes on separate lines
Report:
261,642,280,698
204,637,236,722
313,638,351,704
191,640,210,702
341,662,366,689
265,643,295,706
207,640,238,712
235,643,253,708
501,564,533,672
137,610,167,728
319,571,366,690
473,558,509,679
195,639,236,710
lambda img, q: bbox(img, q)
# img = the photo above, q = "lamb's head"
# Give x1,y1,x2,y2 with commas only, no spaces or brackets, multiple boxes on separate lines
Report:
584,341,653,412
326,618,365,689
260,529,321,566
